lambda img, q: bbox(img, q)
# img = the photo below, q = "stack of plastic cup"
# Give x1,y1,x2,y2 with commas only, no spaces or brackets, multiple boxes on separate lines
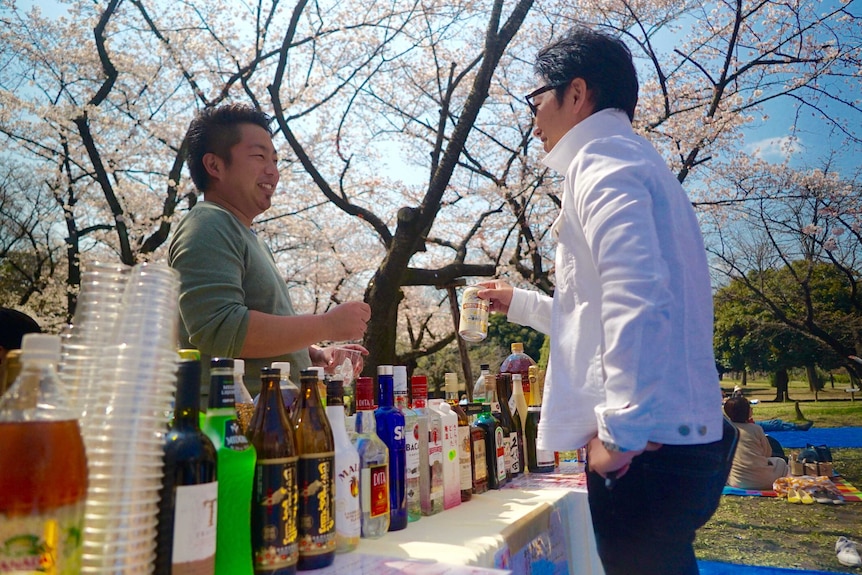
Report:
59,262,131,417
72,262,181,575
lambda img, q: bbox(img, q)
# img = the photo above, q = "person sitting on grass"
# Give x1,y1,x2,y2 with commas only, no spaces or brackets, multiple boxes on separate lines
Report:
726,387,812,432
724,395,789,490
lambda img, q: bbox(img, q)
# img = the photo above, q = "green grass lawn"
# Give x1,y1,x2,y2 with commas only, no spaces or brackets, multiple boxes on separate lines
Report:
696,376,862,572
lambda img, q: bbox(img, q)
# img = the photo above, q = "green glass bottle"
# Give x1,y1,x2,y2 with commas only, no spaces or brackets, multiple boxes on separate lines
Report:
202,358,256,575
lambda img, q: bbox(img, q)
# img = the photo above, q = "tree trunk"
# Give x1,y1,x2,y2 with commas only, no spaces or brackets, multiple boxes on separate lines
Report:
773,368,791,402
741,370,747,386
804,363,820,392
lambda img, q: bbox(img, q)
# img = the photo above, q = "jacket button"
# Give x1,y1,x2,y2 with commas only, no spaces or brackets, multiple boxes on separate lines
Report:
678,425,690,436
698,425,708,436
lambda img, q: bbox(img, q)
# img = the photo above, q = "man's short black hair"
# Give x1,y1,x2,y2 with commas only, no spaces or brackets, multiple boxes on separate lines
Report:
723,395,751,424
186,104,274,193
534,27,639,121
0,308,41,350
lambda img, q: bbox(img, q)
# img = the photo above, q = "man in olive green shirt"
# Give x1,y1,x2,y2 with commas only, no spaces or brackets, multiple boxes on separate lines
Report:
169,104,369,397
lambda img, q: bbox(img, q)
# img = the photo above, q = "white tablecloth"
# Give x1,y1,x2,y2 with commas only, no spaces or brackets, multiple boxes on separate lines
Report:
316,473,605,575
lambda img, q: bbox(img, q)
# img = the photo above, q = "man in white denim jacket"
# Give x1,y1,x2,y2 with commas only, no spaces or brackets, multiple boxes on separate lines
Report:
478,28,734,575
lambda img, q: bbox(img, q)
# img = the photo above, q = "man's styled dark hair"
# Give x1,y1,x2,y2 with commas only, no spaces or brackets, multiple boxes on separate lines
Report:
186,104,274,193
723,395,752,424
534,27,639,121
0,308,41,350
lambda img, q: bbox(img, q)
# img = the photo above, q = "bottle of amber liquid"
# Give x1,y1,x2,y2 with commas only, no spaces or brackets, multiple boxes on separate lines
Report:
495,373,523,478
465,403,489,494
156,357,218,575
293,369,336,570
247,367,299,575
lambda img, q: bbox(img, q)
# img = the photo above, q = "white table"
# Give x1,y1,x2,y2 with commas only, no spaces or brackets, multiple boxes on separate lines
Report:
318,472,605,575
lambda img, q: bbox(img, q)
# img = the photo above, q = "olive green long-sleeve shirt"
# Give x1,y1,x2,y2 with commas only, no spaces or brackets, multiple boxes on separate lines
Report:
168,202,310,400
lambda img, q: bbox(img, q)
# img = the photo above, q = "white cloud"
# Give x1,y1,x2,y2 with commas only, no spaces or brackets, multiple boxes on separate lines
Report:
745,136,804,163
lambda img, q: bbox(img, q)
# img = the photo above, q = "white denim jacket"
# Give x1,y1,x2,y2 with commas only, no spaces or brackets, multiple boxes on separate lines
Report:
508,109,723,452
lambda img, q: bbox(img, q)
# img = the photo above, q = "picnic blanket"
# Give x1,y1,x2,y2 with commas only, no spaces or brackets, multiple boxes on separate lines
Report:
768,426,862,448
698,560,844,575
722,475,862,501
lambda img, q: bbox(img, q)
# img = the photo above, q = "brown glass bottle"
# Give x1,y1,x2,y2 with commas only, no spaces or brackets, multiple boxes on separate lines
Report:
247,367,299,575
293,369,336,570
450,402,473,501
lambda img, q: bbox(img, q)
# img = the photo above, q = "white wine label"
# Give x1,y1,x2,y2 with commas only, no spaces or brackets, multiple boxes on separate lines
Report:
171,482,218,570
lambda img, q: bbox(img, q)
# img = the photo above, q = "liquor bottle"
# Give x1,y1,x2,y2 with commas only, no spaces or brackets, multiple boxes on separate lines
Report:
476,400,507,489
203,358,256,575
353,377,390,537
510,374,529,429
429,398,461,509
410,375,441,516
374,365,407,531
0,334,87,573
451,401,473,501
325,377,361,553
471,363,490,403
293,369,336,570
157,357,218,575
394,366,421,522
500,342,536,402
464,403,489,494
527,365,540,406
271,361,300,417
525,406,555,473
495,373,522,478
234,359,255,435
247,367,299,575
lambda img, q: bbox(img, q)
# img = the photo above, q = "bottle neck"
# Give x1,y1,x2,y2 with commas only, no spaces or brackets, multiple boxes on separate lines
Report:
355,408,377,434
208,368,236,409
260,375,288,415
378,375,394,407
298,377,322,409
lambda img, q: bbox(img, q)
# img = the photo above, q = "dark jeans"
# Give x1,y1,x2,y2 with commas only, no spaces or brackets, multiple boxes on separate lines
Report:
586,419,737,575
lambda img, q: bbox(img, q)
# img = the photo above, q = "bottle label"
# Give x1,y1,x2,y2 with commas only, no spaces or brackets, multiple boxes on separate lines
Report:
335,460,361,539
472,434,488,482
361,463,390,518
223,418,251,451
171,482,218,573
405,420,420,481
209,372,236,408
252,457,299,572
509,432,521,474
494,427,507,482
0,501,84,574
457,426,472,490
297,453,336,557
537,448,556,468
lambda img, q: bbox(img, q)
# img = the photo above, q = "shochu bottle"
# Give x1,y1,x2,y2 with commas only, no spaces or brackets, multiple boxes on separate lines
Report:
293,369,336,570
247,367,299,575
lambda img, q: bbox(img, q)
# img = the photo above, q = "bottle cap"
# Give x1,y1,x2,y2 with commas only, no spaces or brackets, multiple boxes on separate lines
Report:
300,368,318,380
233,358,245,376
411,375,427,398
480,364,490,371
511,342,524,353
393,365,408,394
377,364,393,376
178,348,200,361
326,378,345,406
355,376,374,410
20,333,60,362
211,357,234,369
261,366,280,378
271,361,290,374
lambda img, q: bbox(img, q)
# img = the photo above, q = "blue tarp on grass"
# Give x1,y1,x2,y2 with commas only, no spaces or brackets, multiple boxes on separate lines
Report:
698,560,844,574
767,426,862,449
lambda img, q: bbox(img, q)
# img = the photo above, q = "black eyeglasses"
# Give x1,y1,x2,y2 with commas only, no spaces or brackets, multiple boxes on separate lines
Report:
524,84,563,115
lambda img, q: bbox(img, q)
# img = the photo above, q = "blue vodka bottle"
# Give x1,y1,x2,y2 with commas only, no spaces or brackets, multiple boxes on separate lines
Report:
374,365,407,531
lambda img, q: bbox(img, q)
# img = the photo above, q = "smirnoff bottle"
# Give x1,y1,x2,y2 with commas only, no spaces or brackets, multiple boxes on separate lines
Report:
394,366,421,522
412,376,443,515
374,366,407,531
353,377,390,537
325,378,360,553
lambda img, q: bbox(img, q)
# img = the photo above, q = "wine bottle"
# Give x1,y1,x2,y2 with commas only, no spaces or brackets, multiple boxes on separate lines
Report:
525,406,555,473
247,367,299,575
325,377,361,553
476,399,507,489
293,369,336,570
156,357,218,575
374,365,407,531
394,366,421,522
495,373,522,477
451,401,473,501
465,403,489,494
500,342,536,401
353,377,390,537
203,358,256,575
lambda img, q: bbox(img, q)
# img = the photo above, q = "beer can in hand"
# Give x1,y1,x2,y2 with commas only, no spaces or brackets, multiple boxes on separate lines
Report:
458,286,489,342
